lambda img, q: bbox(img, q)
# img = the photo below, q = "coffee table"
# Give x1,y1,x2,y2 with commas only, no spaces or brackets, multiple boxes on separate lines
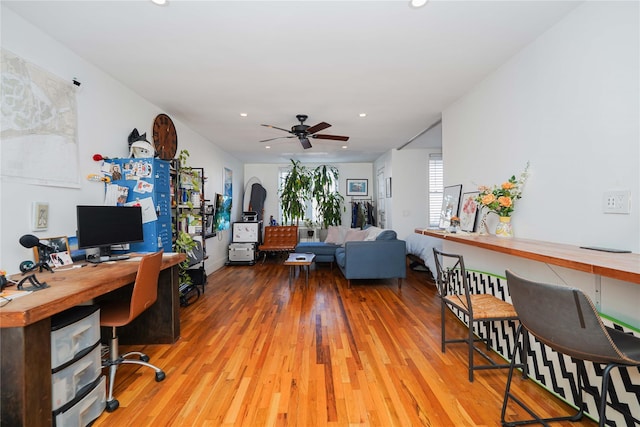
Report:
284,253,315,288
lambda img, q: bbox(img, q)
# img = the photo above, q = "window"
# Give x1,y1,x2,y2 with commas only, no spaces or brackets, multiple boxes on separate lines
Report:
428,154,443,227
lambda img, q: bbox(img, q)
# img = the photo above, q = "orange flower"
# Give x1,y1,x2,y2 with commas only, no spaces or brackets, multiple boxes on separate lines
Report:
502,181,515,190
498,196,512,208
481,193,496,205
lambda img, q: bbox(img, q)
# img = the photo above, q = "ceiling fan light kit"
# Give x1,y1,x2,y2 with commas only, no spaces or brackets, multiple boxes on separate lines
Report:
260,114,349,149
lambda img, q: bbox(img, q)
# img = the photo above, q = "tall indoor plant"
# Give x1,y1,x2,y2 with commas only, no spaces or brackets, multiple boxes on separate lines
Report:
280,159,312,225
311,164,344,228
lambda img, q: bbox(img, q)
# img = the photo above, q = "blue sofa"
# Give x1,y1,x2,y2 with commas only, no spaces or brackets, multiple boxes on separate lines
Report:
334,230,406,288
295,241,340,264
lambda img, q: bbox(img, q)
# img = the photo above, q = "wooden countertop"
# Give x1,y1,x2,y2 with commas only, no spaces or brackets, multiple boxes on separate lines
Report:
416,229,640,285
0,252,185,328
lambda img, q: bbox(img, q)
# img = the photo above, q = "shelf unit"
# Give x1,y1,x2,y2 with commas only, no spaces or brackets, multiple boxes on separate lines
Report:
170,161,208,295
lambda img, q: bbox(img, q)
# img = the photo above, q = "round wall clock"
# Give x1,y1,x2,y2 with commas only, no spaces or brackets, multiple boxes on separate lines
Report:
152,113,178,160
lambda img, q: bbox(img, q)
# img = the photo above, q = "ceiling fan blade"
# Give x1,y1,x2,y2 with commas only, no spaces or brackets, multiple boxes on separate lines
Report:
259,136,294,143
299,137,312,149
312,134,350,141
306,122,331,135
261,124,292,133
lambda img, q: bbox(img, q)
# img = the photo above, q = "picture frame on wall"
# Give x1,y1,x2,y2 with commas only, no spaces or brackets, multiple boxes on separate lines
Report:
346,179,368,196
459,191,480,232
385,177,392,198
439,184,462,229
32,201,49,231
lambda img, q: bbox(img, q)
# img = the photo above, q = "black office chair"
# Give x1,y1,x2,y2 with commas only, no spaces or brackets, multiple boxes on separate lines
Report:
432,248,527,382
502,270,640,427
100,251,166,412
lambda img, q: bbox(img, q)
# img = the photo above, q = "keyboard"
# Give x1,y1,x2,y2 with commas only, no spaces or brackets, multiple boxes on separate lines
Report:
108,255,131,261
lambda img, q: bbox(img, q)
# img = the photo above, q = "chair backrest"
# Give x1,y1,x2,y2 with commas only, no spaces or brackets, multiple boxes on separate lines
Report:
432,248,473,312
128,250,164,322
505,270,631,364
259,225,298,251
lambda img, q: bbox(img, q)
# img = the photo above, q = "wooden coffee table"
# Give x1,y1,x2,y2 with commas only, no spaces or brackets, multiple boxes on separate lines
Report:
284,253,316,288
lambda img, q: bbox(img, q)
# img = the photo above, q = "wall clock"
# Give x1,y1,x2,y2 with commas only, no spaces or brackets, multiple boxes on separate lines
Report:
152,113,178,160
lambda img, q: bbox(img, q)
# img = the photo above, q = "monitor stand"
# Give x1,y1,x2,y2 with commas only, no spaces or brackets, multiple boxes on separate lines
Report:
87,246,131,263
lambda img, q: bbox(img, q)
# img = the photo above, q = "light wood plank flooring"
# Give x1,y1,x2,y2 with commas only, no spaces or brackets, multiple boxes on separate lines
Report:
92,259,596,426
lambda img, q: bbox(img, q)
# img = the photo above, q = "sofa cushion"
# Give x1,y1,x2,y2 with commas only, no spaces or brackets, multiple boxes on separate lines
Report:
364,226,383,241
335,247,346,268
325,225,346,245
376,230,397,240
344,228,368,242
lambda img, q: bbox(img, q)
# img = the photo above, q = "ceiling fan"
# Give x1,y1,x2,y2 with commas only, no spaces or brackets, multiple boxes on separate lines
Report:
260,114,349,149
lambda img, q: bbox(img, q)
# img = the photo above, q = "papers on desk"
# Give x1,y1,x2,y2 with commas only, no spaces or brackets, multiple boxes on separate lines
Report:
0,289,32,301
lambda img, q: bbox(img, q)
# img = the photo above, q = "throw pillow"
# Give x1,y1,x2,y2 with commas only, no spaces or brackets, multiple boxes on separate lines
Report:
325,225,346,245
376,230,397,240
364,226,383,241
344,228,368,242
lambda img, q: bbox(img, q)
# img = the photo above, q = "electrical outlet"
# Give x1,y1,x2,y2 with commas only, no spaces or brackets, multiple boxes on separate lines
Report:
603,191,631,214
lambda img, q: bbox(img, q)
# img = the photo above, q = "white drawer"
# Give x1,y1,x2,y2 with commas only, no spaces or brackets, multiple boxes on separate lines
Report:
52,342,102,411
51,305,100,369
53,375,106,427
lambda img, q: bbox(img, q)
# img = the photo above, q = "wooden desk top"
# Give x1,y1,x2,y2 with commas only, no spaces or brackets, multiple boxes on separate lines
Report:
416,229,640,285
0,252,185,328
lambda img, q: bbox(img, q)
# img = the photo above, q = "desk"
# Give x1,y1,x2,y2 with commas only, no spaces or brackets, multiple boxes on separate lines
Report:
0,252,185,427
416,229,640,424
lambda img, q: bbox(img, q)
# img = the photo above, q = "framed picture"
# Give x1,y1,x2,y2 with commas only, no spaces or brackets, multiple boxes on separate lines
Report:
385,177,392,198
439,184,462,229
32,202,49,231
346,179,368,196
33,236,73,267
459,191,480,232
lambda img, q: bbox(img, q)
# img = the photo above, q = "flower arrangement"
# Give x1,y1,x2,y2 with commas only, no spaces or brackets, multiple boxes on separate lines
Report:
476,163,530,218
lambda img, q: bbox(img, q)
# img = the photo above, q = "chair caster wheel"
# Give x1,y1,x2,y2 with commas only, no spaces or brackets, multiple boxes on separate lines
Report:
106,399,120,412
156,371,166,382
140,355,150,362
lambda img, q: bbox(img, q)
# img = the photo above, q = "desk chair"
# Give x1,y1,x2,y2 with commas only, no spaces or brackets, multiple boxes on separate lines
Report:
502,271,640,427
433,248,526,382
257,225,298,264
100,251,166,412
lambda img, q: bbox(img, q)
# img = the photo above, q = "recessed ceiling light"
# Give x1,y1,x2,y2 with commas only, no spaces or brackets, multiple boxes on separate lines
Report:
410,0,428,8
359,113,367,117
151,0,168,5
342,145,348,149
240,113,248,117
265,146,271,149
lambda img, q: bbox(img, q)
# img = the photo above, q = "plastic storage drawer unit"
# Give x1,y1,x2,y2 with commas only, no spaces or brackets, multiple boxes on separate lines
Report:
53,376,106,427
52,342,102,411
51,305,100,370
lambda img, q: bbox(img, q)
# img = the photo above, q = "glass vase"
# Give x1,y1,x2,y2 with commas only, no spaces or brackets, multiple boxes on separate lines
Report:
495,216,513,238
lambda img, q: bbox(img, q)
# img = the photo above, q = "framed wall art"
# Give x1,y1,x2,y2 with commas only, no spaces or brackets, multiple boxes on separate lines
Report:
439,184,462,229
346,179,368,196
33,236,73,267
459,191,480,232
32,201,49,231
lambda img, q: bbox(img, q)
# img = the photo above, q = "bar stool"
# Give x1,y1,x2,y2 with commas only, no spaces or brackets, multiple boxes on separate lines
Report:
433,248,527,382
502,270,640,426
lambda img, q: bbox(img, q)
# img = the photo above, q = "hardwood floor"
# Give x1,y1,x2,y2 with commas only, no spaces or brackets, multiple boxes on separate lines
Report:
92,259,596,426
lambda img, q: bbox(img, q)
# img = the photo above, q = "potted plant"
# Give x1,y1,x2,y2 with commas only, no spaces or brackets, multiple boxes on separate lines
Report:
303,218,317,237
311,164,344,235
279,159,312,225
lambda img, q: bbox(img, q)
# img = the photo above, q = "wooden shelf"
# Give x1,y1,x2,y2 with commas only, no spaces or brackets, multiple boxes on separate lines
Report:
416,228,640,285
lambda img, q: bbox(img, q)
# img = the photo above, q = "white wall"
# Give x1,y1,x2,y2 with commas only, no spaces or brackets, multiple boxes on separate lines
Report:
244,162,373,229
1,7,242,274
443,1,639,252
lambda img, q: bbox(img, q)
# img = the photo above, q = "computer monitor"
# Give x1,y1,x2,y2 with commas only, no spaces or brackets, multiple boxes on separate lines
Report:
76,205,144,260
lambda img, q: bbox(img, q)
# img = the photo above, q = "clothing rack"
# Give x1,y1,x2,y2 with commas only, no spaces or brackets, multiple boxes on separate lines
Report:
350,198,376,228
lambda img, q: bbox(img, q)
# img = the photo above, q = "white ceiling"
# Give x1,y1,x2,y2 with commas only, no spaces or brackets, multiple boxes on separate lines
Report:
5,0,581,164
